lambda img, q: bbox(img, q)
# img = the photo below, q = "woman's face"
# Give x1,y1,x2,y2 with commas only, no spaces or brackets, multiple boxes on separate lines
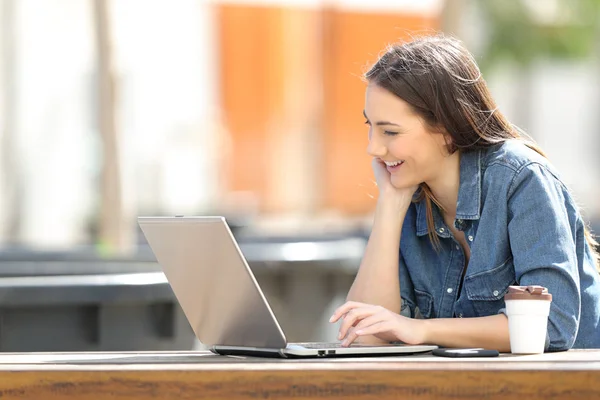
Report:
364,83,451,190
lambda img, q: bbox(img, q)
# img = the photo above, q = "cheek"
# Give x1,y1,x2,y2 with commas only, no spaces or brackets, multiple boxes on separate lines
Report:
387,137,422,162
414,136,447,163
386,137,408,156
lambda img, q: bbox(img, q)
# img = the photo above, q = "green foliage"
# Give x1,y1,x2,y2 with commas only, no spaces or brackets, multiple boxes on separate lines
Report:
475,0,600,72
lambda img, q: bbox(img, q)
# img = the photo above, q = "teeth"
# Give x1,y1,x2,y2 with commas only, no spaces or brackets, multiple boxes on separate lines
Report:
384,160,404,167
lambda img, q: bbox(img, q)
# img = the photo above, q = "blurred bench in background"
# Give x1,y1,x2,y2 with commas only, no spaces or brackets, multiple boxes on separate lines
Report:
0,229,366,352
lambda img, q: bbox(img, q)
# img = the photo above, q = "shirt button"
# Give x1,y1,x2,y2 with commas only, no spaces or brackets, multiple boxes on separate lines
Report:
468,235,474,242
447,288,453,293
455,245,460,250
438,227,445,233
458,313,463,318
493,290,500,296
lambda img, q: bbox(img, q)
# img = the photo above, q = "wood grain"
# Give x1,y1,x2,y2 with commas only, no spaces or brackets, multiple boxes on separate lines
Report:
0,367,598,399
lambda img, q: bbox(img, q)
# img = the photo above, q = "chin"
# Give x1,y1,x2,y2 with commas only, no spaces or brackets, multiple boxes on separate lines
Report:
391,177,418,190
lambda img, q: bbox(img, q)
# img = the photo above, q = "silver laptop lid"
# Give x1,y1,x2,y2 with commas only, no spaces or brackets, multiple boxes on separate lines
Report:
138,216,287,349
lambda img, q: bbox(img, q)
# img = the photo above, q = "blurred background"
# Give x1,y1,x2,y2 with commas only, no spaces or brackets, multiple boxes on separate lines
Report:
0,0,598,352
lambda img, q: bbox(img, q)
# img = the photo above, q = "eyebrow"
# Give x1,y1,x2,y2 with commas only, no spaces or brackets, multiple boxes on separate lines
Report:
363,110,401,127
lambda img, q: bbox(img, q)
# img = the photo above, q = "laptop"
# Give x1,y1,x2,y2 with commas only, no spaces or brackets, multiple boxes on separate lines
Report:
138,216,437,358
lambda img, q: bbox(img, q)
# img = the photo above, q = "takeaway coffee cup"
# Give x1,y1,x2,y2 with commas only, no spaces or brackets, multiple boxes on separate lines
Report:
504,285,552,354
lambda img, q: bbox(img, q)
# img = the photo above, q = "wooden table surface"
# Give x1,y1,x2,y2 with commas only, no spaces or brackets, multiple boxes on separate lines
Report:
0,349,599,399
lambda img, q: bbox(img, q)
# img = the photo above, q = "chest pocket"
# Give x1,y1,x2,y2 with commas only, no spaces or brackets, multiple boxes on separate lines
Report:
463,257,516,316
414,289,434,319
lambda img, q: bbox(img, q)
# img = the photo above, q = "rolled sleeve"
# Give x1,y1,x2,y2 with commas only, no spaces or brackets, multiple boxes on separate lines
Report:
507,163,581,352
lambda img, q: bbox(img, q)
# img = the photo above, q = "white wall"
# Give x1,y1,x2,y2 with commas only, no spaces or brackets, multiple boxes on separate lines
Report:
2,0,221,248
14,0,96,247
111,0,220,216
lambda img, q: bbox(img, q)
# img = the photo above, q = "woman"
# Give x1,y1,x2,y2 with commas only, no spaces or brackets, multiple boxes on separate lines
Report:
329,34,600,352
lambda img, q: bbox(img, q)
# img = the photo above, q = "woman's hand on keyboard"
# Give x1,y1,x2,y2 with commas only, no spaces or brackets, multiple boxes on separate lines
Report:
330,301,428,347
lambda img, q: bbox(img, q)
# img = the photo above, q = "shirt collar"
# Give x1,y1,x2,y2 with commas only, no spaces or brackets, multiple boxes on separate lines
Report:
415,149,482,237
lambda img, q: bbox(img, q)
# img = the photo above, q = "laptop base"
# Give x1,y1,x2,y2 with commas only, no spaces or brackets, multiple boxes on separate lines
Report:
212,343,437,358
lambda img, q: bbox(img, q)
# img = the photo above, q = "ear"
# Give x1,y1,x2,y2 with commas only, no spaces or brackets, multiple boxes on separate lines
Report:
443,133,456,154
434,127,455,155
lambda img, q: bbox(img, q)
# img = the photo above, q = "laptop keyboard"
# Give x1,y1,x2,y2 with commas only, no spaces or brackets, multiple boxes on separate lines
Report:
293,342,344,349
293,341,406,349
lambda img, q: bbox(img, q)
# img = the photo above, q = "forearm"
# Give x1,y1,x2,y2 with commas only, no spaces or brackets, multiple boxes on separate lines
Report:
423,314,511,352
347,200,407,314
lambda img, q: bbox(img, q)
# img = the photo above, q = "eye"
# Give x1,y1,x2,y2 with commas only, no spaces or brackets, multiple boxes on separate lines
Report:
383,130,399,136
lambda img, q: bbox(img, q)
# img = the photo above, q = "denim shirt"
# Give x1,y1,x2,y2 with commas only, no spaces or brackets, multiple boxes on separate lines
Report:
399,140,600,351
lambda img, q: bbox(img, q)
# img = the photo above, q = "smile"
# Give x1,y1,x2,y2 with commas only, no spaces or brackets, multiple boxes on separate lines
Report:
384,160,404,167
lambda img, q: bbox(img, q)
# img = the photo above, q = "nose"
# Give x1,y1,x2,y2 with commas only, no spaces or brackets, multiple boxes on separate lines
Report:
366,131,386,158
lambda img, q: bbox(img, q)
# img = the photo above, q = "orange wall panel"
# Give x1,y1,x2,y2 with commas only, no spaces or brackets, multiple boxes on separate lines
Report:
217,5,285,199
322,11,439,214
218,5,439,215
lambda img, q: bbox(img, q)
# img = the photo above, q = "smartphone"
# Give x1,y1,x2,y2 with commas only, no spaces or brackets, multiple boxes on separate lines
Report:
432,348,500,358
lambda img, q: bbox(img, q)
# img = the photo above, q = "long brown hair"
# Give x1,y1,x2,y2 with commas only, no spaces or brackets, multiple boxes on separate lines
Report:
364,34,599,266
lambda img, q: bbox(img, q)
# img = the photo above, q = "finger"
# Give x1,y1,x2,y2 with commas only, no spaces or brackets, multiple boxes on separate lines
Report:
329,301,367,323
337,307,378,340
330,301,365,322
371,158,387,172
341,314,388,346
342,321,393,347
354,320,393,338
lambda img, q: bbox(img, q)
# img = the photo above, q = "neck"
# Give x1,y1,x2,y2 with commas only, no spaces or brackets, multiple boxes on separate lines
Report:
425,152,461,218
